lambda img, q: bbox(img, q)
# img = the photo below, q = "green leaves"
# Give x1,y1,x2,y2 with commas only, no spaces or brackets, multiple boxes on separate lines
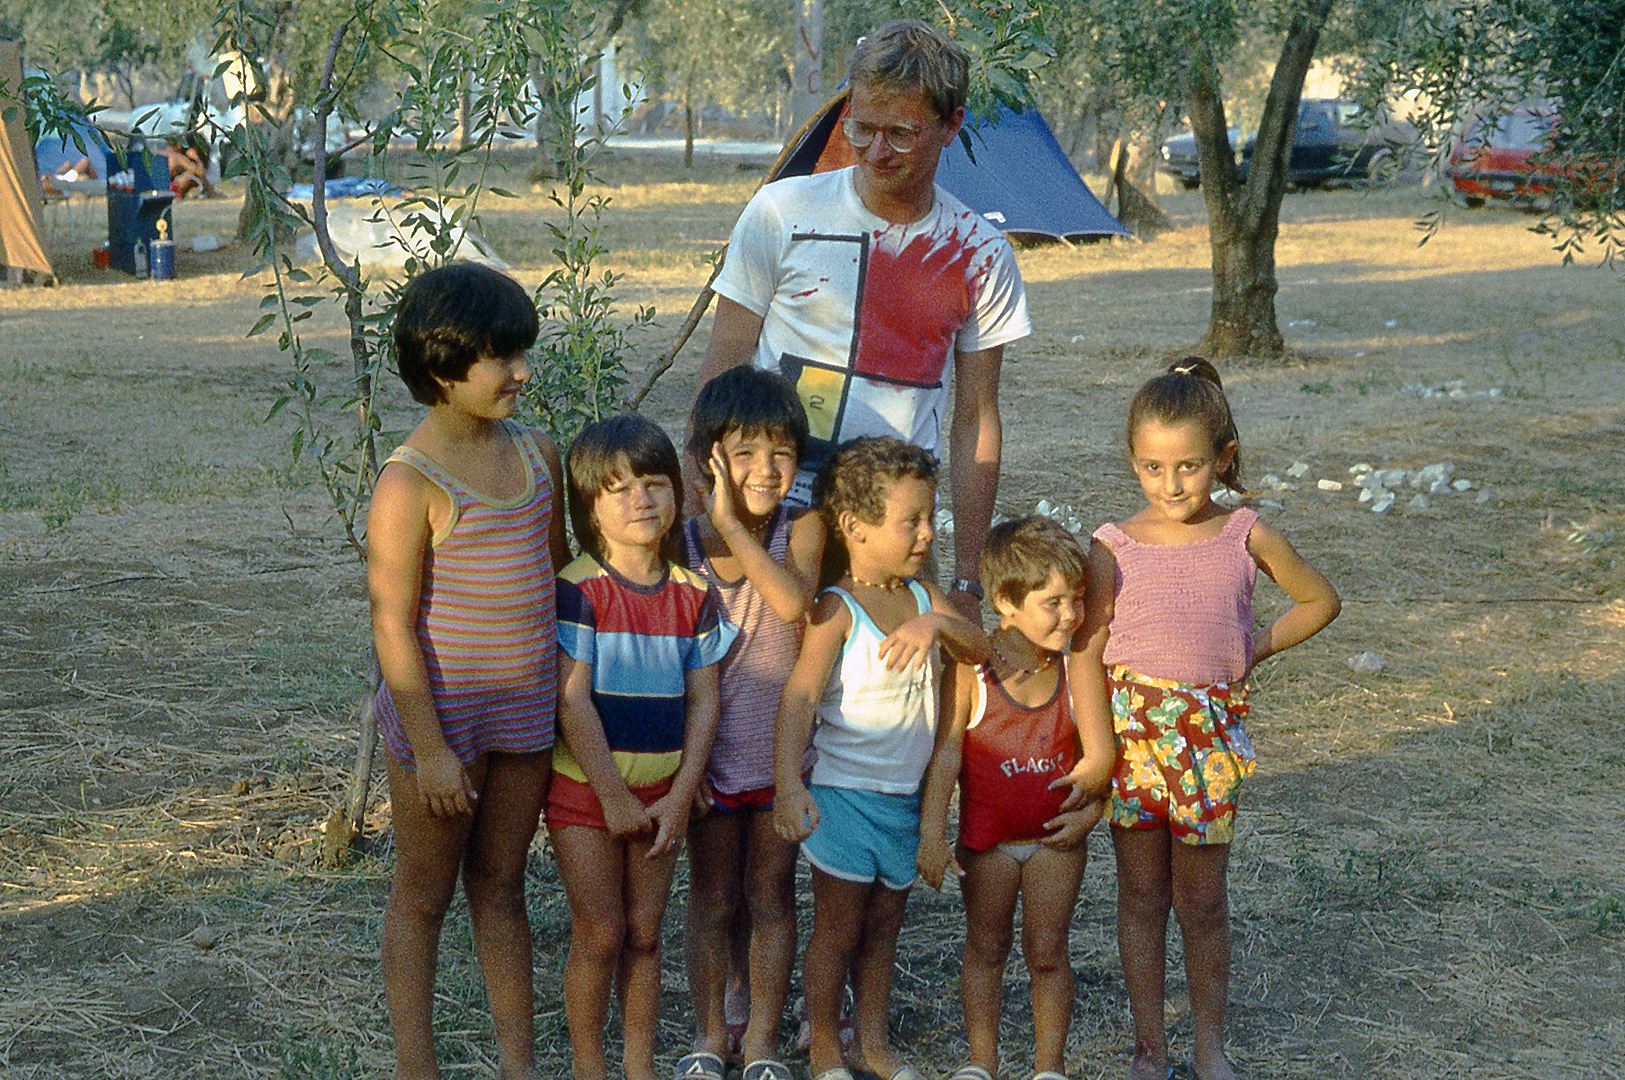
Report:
223,0,655,556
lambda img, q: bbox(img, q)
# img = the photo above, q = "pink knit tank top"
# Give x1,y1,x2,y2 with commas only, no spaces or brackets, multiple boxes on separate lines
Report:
1094,507,1258,685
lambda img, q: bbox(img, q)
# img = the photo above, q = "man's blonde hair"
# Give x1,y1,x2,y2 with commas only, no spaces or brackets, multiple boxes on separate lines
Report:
847,19,969,121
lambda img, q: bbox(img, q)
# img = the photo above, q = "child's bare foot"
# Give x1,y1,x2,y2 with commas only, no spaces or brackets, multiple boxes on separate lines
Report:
1192,1047,1236,1080
1126,1047,1170,1080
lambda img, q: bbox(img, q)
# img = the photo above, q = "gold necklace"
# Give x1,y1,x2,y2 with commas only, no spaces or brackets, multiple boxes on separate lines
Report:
850,574,907,590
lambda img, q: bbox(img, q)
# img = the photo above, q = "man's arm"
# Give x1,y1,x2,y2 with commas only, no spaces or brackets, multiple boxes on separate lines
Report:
948,343,1004,619
699,295,766,381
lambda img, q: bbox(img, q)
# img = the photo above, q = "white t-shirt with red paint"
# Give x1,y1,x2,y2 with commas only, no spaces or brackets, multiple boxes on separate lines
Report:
712,167,1030,502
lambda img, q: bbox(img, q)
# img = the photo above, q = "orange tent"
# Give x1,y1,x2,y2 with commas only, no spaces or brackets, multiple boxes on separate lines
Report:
0,39,54,283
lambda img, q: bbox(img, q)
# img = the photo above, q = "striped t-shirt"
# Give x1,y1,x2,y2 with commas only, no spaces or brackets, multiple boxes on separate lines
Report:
553,556,736,787
682,506,806,794
373,420,559,767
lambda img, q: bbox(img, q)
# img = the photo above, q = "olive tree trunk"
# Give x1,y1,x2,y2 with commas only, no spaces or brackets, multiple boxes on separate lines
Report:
1186,0,1334,359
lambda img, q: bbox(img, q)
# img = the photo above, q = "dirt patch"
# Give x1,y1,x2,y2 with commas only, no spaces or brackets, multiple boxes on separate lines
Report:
1,163,1620,1078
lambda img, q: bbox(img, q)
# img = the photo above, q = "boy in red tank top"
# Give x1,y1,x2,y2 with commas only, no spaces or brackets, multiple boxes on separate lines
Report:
918,517,1116,1080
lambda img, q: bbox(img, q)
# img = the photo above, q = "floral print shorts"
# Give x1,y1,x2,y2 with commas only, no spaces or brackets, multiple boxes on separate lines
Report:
1107,666,1255,845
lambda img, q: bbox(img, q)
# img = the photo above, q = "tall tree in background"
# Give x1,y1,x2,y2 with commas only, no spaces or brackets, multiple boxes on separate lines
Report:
0,0,214,106
1080,0,1358,359
790,0,824,130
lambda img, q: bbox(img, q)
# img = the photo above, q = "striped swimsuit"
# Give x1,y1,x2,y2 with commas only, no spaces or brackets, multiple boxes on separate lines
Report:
681,507,805,795
374,420,559,767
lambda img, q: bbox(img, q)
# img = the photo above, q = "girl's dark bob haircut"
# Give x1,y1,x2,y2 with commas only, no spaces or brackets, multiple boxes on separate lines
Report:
686,365,810,466
1126,356,1244,492
566,414,684,565
393,263,539,406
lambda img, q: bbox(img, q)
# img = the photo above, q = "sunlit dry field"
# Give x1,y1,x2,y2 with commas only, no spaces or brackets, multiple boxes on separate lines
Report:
1,151,1620,1079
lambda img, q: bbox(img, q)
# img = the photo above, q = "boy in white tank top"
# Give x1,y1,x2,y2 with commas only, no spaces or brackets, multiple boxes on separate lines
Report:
773,437,988,1080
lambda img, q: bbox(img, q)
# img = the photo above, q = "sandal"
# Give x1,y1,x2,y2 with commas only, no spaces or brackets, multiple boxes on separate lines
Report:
1031,1073,1070,1080
852,1065,926,1080
674,1050,727,1080
743,1060,795,1080
950,1067,995,1080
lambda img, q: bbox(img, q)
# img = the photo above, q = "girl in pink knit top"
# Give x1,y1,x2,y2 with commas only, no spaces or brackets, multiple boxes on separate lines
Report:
1077,358,1341,1080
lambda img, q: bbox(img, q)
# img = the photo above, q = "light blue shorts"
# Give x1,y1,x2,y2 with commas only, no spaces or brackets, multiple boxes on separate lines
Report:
801,785,922,890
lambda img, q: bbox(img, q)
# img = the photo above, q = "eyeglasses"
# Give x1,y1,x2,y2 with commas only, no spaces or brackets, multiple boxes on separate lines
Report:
842,118,925,154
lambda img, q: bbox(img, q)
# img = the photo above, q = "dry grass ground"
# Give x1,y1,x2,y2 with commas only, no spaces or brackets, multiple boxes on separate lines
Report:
1,151,1620,1079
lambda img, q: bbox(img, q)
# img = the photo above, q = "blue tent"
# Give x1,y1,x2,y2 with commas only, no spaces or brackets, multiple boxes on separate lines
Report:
776,93,1127,241
938,103,1128,240
34,116,110,176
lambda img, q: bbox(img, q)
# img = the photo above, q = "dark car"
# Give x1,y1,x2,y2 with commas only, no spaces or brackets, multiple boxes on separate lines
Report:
1157,127,1242,190
1238,99,1408,188
1446,107,1622,209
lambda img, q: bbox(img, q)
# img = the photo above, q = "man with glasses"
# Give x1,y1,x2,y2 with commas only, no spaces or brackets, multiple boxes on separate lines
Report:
692,19,1030,619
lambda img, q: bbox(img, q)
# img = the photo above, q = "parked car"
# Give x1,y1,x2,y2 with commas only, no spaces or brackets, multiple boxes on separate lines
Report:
1238,99,1409,188
1445,107,1622,209
1156,127,1242,189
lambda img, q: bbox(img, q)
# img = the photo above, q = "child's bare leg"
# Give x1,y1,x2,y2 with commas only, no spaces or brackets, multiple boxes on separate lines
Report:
619,834,680,1080
959,847,1020,1074
1171,842,1233,1080
726,899,752,1033
848,882,911,1077
381,753,479,1080
804,868,869,1078
1112,826,1173,1080
553,824,627,1080
1021,845,1088,1076
686,809,745,1057
738,808,800,1063
461,751,549,1080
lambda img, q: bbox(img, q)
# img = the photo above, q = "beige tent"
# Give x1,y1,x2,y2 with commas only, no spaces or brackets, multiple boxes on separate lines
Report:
0,39,53,283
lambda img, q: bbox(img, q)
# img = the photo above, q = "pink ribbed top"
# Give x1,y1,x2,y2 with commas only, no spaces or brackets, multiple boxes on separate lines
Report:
1095,507,1258,685
682,505,806,794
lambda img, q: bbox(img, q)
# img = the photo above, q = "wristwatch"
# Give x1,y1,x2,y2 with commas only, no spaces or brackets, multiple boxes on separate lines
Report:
950,578,984,600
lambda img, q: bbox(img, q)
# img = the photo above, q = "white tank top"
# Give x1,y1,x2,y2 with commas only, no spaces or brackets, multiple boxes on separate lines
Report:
809,580,939,794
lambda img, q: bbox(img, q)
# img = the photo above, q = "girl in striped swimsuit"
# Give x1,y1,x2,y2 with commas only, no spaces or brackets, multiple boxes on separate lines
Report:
368,264,569,1080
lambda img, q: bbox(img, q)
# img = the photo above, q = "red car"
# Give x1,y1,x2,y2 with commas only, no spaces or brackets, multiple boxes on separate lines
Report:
1447,108,1621,209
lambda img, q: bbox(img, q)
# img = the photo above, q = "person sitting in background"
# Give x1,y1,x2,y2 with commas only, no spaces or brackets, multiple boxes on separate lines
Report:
166,136,219,199
39,155,97,196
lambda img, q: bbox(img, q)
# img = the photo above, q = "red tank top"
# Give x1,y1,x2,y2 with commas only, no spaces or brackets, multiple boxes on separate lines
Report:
957,662,1078,851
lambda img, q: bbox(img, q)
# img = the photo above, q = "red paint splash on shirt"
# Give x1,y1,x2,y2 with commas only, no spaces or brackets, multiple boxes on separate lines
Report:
855,213,1000,386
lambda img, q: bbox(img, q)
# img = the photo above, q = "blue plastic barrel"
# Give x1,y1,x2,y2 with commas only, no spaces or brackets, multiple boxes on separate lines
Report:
150,239,176,281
